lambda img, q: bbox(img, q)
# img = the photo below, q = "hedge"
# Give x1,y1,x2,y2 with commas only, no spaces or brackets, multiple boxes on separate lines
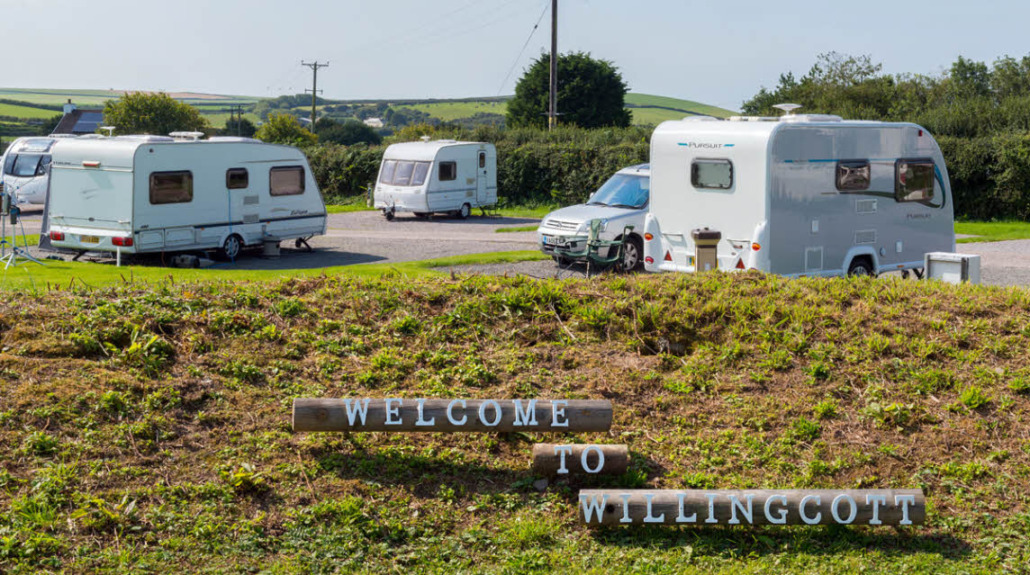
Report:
306,129,1029,220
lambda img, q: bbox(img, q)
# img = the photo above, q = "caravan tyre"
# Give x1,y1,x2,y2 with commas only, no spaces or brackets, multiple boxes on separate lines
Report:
384,210,395,221
847,256,875,277
457,203,471,220
219,234,243,261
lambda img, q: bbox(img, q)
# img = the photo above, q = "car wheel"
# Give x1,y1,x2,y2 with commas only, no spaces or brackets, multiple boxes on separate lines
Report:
619,236,643,272
847,256,875,277
219,234,243,261
456,203,471,220
413,212,428,218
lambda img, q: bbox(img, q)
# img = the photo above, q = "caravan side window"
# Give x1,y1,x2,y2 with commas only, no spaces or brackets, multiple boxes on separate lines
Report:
226,168,249,189
439,161,457,181
836,160,870,191
150,171,193,204
691,159,733,190
270,166,305,196
895,159,935,202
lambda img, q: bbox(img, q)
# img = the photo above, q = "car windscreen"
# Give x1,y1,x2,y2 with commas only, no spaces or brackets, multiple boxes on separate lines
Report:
586,174,650,209
379,160,432,186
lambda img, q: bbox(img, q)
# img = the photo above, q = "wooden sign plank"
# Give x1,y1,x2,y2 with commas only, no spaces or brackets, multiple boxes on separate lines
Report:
293,398,613,432
532,444,629,476
579,489,925,526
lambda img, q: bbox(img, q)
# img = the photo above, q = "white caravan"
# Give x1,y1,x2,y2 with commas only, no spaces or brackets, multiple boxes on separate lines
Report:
374,140,497,219
1,136,66,205
43,136,327,258
643,115,955,277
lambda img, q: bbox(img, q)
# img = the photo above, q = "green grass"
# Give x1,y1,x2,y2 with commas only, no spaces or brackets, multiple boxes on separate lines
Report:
326,203,374,213
495,225,538,233
956,220,1030,243
0,103,60,120
398,101,507,122
0,250,547,292
0,272,1028,572
624,93,737,119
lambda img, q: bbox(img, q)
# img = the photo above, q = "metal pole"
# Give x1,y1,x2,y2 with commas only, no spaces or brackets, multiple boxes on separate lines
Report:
549,0,558,130
302,61,329,133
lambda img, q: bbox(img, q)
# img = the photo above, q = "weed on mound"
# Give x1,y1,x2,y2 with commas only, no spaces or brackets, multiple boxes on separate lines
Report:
0,272,1028,573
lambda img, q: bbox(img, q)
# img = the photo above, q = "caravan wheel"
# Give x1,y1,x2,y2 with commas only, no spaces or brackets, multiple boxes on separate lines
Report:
219,234,243,261
456,203,471,220
847,256,875,277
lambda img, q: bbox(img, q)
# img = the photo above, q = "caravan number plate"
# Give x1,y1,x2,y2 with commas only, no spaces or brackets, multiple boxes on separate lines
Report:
543,235,567,246
80,235,100,244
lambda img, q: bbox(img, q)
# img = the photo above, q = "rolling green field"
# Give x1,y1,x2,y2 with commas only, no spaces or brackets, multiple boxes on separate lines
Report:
0,103,60,120
0,270,1028,573
398,101,508,122
624,93,737,119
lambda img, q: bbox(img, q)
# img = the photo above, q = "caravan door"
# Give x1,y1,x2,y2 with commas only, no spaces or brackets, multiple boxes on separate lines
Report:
476,150,487,205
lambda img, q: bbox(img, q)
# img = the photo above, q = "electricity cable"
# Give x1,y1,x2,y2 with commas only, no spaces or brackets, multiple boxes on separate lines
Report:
497,0,551,96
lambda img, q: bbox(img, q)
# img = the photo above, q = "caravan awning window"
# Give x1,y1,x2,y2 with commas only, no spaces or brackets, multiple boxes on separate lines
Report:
6,154,47,178
380,160,432,186
150,171,194,205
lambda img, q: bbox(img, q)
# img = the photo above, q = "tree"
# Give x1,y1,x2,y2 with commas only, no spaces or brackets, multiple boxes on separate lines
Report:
220,117,257,138
506,52,631,129
103,92,209,135
315,118,382,146
254,112,318,147
38,114,63,135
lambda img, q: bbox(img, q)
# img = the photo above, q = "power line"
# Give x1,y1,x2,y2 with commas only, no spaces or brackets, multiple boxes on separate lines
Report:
496,0,550,97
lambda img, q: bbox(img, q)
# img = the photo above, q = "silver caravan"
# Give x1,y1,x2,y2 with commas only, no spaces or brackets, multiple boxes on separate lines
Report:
374,140,497,219
643,115,955,277
1,136,67,205
44,136,327,258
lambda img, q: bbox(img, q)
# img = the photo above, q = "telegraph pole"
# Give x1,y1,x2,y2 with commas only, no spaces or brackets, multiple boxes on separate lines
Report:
223,104,245,136
302,60,329,132
548,0,558,130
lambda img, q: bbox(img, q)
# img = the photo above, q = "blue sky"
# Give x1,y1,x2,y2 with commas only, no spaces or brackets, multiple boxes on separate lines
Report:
2,0,1028,110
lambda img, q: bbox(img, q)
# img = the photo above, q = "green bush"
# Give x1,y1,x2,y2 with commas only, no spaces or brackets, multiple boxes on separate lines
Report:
305,126,649,207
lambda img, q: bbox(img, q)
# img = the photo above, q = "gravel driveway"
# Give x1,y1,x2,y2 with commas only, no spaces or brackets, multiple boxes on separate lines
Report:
12,207,1030,287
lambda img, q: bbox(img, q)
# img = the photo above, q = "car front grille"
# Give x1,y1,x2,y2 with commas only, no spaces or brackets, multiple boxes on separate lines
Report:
542,219,579,231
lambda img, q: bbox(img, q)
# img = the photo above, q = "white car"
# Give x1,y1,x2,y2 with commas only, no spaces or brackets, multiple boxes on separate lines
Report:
537,163,649,271
1,137,59,205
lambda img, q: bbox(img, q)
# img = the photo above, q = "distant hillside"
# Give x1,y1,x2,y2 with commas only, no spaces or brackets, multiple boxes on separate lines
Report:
0,88,735,133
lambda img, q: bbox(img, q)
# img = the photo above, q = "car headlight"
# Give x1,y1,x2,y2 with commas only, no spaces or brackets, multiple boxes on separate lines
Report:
600,219,609,232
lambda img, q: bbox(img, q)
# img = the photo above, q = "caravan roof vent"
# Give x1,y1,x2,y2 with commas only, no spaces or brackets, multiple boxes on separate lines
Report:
728,116,778,122
170,131,206,141
420,135,432,142
683,116,720,122
780,114,843,123
773,103,803,116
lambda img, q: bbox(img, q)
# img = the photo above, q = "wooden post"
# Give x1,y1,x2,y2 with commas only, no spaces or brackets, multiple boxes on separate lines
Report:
532,444,628,476
579,489,925,526
293,398,612,433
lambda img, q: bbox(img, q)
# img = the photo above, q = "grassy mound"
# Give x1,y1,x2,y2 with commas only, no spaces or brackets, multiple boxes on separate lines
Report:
1,272,1028,573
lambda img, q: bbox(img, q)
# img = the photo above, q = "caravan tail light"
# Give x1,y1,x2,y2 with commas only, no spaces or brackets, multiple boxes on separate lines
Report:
49,231,65,241
736,259,746,270
752,242,761,251
664,251,672,262
645,256,654,264
82,161,101,168
112,237,133,247
644,233,653,241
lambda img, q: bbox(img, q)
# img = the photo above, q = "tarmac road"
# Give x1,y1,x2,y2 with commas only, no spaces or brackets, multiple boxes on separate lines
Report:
11,206,1030,287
